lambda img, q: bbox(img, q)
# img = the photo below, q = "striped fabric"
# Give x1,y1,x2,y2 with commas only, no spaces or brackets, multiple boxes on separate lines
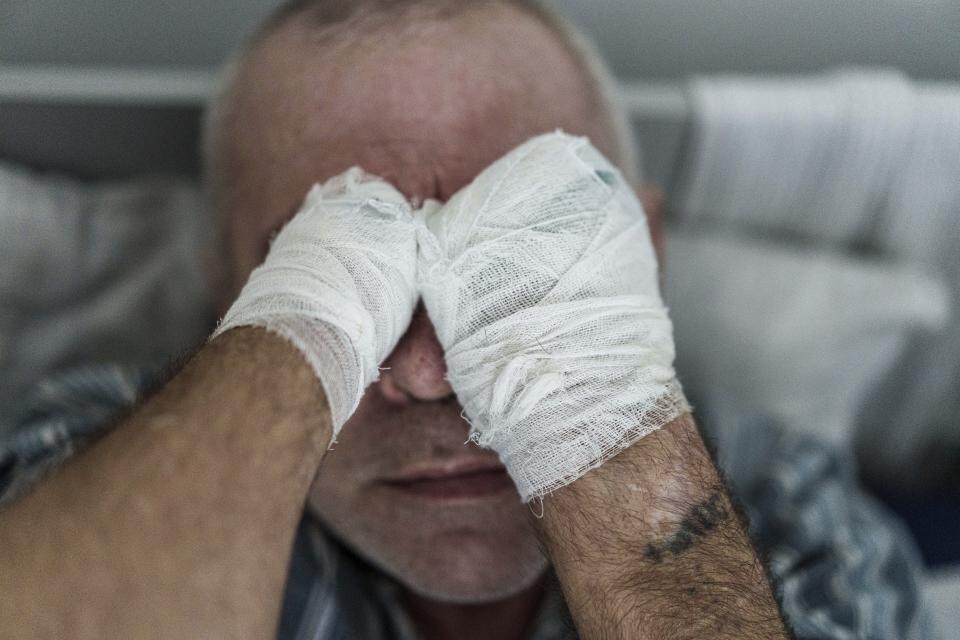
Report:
0,365,937,639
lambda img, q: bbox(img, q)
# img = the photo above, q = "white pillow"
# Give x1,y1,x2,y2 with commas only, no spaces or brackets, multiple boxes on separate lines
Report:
0,162,213,433
663,229,950,447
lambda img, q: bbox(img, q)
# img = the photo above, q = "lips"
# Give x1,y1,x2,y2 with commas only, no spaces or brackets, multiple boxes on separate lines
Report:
382,460,514,499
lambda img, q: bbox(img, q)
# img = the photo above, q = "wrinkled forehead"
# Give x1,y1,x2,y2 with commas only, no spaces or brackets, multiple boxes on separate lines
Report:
220,5,615,246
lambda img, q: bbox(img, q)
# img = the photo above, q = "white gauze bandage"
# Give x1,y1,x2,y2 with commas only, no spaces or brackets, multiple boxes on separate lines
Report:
213,167,418,438
418,131,690,502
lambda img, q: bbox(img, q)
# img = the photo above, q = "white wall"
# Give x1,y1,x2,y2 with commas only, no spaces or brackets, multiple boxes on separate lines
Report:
2,0,958,80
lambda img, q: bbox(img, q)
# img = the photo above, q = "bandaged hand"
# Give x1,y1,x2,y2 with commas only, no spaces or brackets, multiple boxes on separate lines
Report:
418,132,690,502
213,168,418,438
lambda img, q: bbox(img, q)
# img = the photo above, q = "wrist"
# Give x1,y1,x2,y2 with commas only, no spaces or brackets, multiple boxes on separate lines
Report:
206,326,333,446
213,316,360,438
534,415,788,638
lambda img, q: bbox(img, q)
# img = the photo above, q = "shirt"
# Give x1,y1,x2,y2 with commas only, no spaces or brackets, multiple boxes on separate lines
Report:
0,365,938,639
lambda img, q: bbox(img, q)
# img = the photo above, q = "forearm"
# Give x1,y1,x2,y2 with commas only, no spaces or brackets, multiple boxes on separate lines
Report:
536,414,789,640
0,327,331,639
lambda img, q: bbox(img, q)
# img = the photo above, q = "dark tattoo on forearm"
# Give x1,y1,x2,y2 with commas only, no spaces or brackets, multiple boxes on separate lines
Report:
642,492,729,562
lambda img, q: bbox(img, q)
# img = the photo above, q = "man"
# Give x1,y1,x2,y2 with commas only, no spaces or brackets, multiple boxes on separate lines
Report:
0,1,933,639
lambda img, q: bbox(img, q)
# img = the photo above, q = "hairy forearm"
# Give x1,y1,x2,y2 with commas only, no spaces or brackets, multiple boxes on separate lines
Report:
536,415,789,640
0,327,331,639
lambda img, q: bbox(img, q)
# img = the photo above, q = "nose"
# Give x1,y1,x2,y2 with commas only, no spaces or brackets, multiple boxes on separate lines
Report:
377,303,454,404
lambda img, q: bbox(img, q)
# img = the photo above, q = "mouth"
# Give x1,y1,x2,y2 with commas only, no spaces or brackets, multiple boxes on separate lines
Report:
381,460,514,499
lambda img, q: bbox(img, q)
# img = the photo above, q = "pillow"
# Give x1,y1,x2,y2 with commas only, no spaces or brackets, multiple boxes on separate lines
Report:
670,71,915,247
663,229,950,447
858,83,960,482
0,162,214,434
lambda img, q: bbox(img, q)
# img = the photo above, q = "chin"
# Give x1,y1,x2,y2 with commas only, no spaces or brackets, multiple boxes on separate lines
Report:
386,530,551,604
314,498,550,604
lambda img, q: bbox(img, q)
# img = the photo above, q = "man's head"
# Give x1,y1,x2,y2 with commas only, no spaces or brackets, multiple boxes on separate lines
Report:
203,0,655,604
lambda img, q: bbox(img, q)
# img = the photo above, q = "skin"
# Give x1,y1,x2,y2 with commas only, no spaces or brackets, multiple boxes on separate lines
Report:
542,416,788,638
0,328,330,638
0,4,789,639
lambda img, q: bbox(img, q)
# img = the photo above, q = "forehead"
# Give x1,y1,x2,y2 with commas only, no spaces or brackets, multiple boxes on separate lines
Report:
222,4,611,254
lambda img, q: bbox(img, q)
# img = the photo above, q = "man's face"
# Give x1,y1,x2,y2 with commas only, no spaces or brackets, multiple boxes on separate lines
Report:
219,5,644,603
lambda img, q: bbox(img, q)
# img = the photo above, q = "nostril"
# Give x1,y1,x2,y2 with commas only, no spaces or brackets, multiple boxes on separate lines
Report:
377,356,454,404
377,370,412,406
